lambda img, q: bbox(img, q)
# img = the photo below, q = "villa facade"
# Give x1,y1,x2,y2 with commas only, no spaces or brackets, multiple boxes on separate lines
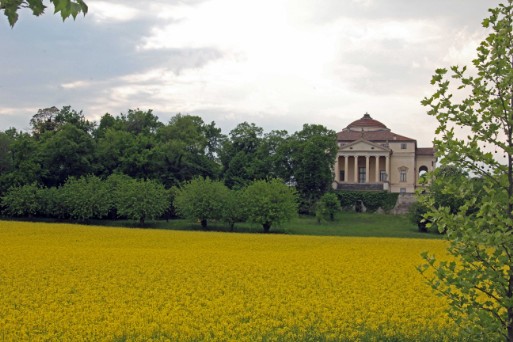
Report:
333,113,436,194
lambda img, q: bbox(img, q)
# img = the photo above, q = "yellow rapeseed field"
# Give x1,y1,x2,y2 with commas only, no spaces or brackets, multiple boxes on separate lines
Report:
0,221,455,341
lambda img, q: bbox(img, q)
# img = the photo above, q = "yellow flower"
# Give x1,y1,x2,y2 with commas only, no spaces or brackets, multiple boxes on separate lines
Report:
0,220,456,341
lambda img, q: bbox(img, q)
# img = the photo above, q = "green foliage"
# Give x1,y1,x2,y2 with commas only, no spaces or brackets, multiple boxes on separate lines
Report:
315,192,340,222
336,191,398,212
124,109,163,136
39,123,95,187
156,114,223,185
1,129,42,188
242,179,298,233
221,189,246,230
115,178,169,225
30,106,95,137
426,165,469,214
39,186,67,218
1,183,43,217
0,131,13,175
173,177,229,228
220,122,264,188
60,175,112,221
419,2,513,340
1,0,88,27
407,201,430,233
288,124,338,211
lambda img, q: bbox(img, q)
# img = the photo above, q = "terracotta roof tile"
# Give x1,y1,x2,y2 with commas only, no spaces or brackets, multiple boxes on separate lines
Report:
347,118,387,128
347,117,387,129
337,130,416,142
416,147,435,155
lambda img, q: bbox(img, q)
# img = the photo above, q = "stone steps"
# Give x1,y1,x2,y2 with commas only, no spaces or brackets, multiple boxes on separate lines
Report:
392,194,416,214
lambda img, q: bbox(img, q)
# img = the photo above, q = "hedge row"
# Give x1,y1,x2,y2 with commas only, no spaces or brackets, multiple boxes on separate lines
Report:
336,191,399,212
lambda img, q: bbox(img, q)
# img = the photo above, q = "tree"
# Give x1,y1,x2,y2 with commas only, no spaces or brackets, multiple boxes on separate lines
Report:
30,106,94,137
1,0,88,27
156,114,222,186
60,175,112,222
39,123,95,187
1,129,42,188
0,131,13,175
221,189,246,231
288,124,338,212
124,108,162,136
115,178,169,225
315,192,340,223
39,186,66,218
1,183,43,217
253,130,291,180
220,122,264,188
419,2,513,340
173,177,229,229
242,179,298,233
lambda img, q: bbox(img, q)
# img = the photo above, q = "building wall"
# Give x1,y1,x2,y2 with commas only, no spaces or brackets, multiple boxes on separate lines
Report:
389,146,416,193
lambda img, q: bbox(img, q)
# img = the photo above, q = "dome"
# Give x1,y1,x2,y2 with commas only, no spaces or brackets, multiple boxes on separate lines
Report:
346,113,388,131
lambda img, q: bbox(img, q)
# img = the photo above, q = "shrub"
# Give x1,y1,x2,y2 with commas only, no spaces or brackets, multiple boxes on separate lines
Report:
408,201,429,233
315,192,340,222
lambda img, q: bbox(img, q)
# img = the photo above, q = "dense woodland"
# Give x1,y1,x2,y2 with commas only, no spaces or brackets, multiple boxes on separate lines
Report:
0,106,339,219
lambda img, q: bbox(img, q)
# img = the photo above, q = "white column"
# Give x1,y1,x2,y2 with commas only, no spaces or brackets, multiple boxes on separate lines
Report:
344,155,349,183
365,155,370,183
385,155,390,182
354,156,359,183
375,156,380,183
334,155,340,182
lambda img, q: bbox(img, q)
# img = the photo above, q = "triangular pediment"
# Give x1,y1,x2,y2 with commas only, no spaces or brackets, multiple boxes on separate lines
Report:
340,139,389,152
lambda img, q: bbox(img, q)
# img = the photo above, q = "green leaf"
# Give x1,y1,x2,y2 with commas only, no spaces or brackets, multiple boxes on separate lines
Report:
26,0,46,16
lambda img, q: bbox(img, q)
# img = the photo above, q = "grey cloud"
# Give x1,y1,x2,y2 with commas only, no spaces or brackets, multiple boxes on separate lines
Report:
0,9,223,120
306,0,496,26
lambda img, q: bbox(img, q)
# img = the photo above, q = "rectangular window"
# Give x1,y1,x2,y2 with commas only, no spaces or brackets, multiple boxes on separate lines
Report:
380,170,387,182
400,170,407,182
359,167,366,183
401,143,407,149
400,188,406,194
339,170,345,182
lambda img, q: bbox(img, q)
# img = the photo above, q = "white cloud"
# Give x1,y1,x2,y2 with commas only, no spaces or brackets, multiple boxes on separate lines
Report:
61,80,92,89
89,2,141,23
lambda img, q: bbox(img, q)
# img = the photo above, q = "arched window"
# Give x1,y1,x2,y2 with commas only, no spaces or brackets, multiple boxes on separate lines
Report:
418,165,429,177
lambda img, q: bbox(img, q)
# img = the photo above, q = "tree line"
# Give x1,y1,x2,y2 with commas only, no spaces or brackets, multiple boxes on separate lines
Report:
1,174,300,233
0,106,338,217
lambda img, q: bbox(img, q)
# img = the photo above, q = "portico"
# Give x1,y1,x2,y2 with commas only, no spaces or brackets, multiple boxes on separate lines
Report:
334,154,390,184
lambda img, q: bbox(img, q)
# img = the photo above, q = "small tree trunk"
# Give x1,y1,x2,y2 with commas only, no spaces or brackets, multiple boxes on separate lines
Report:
262,222,271,233
201,219,208,229
139,217,145,226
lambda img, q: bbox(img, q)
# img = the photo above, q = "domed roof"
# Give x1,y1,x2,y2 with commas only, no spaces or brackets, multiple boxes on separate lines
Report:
347,113,387,130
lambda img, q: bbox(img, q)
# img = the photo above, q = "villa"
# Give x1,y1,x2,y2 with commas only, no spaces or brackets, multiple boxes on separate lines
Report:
333,113,436,194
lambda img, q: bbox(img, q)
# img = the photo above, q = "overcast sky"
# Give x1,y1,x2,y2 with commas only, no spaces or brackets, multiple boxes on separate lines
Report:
0,0,498,146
